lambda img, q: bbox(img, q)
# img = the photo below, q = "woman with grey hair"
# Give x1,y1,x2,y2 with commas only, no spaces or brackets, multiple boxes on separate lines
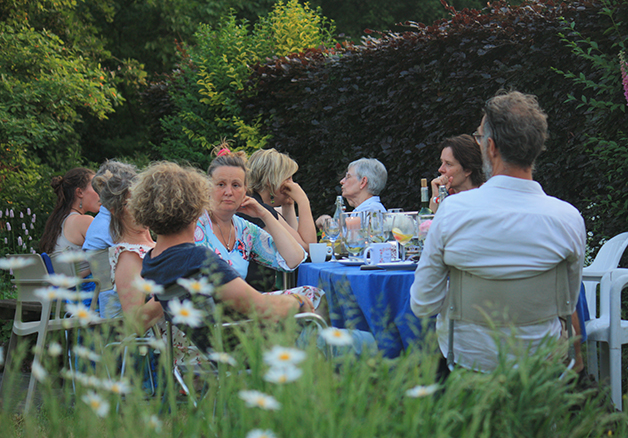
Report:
90,161,162,332
340,158,387,212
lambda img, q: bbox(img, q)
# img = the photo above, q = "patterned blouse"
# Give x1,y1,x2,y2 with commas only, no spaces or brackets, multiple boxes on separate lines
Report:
194,210,306,279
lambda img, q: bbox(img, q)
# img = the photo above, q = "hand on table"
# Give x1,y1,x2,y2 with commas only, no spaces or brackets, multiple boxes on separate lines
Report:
315,215,331,230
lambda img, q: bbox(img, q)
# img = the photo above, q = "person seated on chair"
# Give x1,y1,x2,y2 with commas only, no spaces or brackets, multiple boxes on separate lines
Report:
410,90,586,376
83,160,135,251
315,158,387,229
128,161,318,354
89,160,163,334
428,134,485,214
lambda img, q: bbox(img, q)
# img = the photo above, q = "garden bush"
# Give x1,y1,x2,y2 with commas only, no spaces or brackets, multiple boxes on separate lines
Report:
241,0,628,250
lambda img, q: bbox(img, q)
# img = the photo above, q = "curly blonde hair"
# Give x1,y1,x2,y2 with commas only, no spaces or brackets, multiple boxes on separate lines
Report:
128,162,210,236
248,148,298,196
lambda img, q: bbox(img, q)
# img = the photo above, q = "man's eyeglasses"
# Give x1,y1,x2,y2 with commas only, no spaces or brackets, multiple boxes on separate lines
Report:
473,131,483,147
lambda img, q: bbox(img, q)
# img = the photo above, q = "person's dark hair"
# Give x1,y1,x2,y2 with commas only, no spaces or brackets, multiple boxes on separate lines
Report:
483,90,548,168
439,134,485,188
39,167,95,254
91,160,139,242
207,144,248,185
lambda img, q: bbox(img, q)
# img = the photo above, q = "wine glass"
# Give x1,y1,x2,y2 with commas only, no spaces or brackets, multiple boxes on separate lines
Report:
344,229,368,260
417,214,435,253
367,211,387,243
391,213,417,261
324,217,341,262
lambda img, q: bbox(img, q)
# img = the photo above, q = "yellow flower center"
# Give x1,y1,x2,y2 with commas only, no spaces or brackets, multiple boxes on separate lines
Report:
180,309,190,317
78,310,89,319
90,400,100,409
279,353,290,361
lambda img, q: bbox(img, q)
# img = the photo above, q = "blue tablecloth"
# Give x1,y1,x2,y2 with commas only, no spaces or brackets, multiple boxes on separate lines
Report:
297,263,423,358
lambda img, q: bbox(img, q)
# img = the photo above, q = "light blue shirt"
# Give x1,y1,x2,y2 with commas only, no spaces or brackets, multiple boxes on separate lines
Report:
353,196,386,213
82,206,113,250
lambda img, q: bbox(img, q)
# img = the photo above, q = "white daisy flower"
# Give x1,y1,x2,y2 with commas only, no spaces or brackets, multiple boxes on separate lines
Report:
102,379,131,395
320,327,353,346
86,375,103,389
145,414,163,432
246,429,277,438
0,257,35,270
167,299,205,327
263,345,306,367
45,274,80,289
264,365,303,384
82,391,110,418
177,277,214,296
65,303,100,326
57,251,89,264
48,342,62,357
31,361,47,383
73,345,101,362
405,384,439,398
238,390,281,411
132,277,164,295
34,287,61,301
208,351,237,366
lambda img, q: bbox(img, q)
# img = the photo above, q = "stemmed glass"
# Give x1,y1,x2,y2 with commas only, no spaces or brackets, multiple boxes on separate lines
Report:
417,214,435,254
324,217,341,262
341,212,367,260
391,212,417,261
367,211,387,243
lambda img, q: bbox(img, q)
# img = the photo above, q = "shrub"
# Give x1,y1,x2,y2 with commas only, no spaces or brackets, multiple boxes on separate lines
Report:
241,0,627,250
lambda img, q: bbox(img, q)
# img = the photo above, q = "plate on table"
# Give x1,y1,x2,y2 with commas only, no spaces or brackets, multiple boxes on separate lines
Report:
376,261,417,270
338,258,365,266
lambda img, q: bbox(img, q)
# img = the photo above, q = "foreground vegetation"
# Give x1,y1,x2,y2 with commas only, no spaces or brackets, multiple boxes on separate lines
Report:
0,307,625,437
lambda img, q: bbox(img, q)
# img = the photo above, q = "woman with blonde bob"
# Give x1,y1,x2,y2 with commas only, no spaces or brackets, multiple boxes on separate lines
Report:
129,162,315,354
246,148,317,252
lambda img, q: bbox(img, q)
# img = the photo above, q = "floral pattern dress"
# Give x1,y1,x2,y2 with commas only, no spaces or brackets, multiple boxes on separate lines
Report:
106,242,203,366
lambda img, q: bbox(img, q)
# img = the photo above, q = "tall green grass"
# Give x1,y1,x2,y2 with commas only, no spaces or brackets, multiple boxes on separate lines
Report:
1,314,625,438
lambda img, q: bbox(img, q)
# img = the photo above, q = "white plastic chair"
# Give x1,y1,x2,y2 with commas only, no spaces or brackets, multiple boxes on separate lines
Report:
0,254,101,413
583,232,628,379
584,268,628,410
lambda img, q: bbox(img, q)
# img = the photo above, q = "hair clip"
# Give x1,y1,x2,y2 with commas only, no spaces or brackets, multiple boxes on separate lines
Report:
217,148,230,157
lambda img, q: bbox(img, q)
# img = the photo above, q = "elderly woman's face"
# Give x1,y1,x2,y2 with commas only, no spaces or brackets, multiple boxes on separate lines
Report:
438,147,471,193
210,166,247,216
340,166,363,202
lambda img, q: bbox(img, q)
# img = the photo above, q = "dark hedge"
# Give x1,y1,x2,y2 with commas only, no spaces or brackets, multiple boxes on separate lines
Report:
241,0,628,248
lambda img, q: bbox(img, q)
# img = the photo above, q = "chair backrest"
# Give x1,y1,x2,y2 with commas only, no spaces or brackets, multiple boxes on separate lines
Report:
48,251,101,311
8,254,52,306
446,261,572,326
86,248,113,291
582,232,628,319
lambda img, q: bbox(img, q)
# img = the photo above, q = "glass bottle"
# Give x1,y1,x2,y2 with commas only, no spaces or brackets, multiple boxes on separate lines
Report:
419,178,432,215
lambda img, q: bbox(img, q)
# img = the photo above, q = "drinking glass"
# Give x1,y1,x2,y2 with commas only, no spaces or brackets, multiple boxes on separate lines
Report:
392,212,417,261
324,217,341,262
344,229,368,260
417,214,435,253
367,211,387,243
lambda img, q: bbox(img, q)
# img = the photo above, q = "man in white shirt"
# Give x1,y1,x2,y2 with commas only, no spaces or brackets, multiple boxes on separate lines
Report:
340,158,387,213
410,90,586,373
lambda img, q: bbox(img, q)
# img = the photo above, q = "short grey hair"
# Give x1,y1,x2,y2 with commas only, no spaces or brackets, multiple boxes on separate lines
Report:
91,160,138,242
483,90,548,169
348,158,388,196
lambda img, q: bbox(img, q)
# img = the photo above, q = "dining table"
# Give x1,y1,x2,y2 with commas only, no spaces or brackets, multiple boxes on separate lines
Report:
297,262,424,358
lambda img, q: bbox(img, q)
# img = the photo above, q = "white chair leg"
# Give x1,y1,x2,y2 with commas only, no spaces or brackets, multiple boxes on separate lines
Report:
24,326,49,414
609,347,622,411
599,342,611,384
586,339,599,380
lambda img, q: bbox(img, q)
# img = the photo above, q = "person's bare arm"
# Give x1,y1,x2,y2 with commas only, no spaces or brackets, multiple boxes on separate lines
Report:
115,251,163,332
237,197,305,269
215,277,314,319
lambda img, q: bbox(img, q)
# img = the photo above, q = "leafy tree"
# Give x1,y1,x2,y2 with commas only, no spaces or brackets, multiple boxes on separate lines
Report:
151,0,336,170
554,0,628,245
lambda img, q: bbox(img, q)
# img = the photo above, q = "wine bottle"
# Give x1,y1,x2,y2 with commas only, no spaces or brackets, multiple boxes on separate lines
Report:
419,178,432,215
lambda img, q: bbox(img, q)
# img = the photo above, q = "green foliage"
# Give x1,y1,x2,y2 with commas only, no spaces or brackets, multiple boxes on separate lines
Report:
0,23,122,167
0,311,624,436
151,0,336,170
242,0,627,251
554,0,628,246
